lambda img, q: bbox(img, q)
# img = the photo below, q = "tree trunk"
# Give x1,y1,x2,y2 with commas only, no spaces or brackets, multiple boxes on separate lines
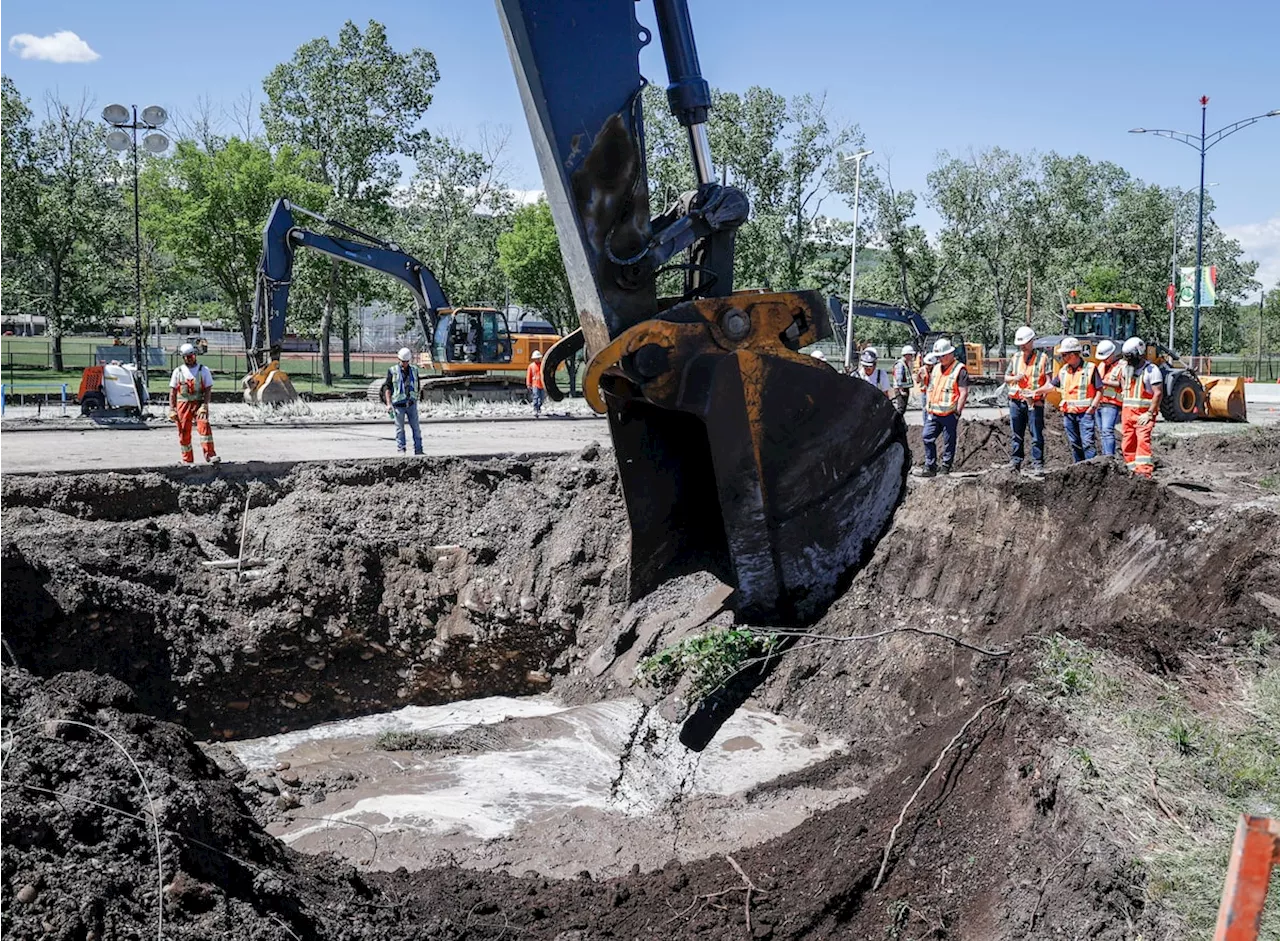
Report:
341,303,352,380
320,263,336,386
241,302,254,357
50,265,64,372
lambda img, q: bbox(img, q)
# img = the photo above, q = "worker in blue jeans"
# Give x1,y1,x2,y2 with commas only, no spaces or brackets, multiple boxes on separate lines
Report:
1004,325,1049,475
383,347,424,455
1041,337,1102,462
1093,339,1124,457
918,339,969,476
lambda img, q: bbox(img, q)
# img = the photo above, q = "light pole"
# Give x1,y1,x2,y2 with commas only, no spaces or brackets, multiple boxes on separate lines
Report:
840,149,873,371
1130,100,1278,359
1167,182,1218,350
103,104,170,390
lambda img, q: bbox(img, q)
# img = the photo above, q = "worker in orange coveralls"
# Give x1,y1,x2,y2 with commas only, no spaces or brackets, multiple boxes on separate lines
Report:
526,349,546,417
168,343,220,465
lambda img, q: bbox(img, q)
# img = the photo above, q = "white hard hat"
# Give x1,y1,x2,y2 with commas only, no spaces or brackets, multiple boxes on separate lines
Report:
1058,336,1083,355
810,349,827,361
531,350,542,360
932,337,956,357
1122,337,1146,357
924,352,939,365
179,343,197,356
1014,326,1036,346
1096,339,1117,360
860,348,878,364
901,345,916,356
398,347,412,362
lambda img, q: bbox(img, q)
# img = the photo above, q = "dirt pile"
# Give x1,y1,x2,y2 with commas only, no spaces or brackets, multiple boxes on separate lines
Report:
3,429,1278,939
2,447,629,738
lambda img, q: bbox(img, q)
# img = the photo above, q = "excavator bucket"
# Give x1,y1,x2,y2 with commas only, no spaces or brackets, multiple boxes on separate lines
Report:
242,361,299,407
1202,375,1248,421
586,292,908,622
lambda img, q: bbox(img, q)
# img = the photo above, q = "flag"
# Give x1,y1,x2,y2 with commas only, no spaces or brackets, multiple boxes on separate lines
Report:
1166,284,1175,312
1178,266,1217,308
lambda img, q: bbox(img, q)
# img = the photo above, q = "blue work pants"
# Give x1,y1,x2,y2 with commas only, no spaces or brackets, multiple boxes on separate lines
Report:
1096,404,1120,457
394,400,423,454
923,412,958,469
1009,399,1045,467
1062,411,1097,463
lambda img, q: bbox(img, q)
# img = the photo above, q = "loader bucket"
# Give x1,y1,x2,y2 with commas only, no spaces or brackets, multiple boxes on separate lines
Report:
585,291,909,624
242,362,299,407
1201,375,1247,422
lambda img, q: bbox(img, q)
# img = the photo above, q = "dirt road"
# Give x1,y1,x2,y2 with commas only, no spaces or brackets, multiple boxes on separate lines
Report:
0,416,611,472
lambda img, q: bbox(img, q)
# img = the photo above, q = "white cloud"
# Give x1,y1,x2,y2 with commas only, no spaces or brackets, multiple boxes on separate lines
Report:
1224,216,1280,292
8,30,99,63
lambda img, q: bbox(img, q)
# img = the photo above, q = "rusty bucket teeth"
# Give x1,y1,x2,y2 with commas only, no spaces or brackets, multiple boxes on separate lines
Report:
610,350,908,625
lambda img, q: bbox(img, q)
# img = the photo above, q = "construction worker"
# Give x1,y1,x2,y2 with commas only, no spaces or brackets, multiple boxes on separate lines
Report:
917,352,938,411
810,349,828,362
1043,337,1101,463
167,343,219,465
856,348,893,397
526,349,546,417
1119,337,1163,478
919,338,968,477
1093,339,1124,458
890,345,916,415
1004,325,1049,475
383,347,423,454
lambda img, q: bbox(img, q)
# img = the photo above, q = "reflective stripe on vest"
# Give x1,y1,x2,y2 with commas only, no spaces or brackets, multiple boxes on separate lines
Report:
1009,350,1048,401
1059,362,1096,414
927,361,963,415
892,360,912,390
1098,359,1124,408
1123,364,1157,408
390,365,419,406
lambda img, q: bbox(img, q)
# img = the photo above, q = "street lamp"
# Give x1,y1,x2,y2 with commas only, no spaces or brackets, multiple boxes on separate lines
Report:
1167,182,1218,349
839,149,873,371
1130,99,1279,359
103,104,170,390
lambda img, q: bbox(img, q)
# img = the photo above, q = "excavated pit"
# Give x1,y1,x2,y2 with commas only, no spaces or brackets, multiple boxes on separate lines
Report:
3,424,1279,940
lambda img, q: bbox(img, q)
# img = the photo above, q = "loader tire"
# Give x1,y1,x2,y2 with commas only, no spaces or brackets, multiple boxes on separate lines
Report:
80,391,106,416
1161,371,1203,422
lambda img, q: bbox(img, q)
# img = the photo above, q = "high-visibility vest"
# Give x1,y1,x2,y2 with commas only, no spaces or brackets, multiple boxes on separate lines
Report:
1008,350,1048,401
526,361,544,390
927,361,964,416
1058,362,1097,414
388,365,420,406
1098,359,1124,408
892,359,913,391
1122,363,1158,408
173,364,210,403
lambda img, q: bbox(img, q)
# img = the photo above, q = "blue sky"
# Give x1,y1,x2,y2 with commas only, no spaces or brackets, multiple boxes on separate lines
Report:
5,0,1279,285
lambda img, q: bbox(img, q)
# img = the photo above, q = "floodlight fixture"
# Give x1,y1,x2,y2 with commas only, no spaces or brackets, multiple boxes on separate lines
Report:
102,104,130,125
140,105,168,127
106,130,131,152
142,133,170,154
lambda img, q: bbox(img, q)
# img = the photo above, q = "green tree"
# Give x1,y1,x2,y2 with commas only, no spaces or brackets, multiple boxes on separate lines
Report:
497,199,573,331
261,19,439,382
398,129,514,307
2,84,130,369
140,137,329,348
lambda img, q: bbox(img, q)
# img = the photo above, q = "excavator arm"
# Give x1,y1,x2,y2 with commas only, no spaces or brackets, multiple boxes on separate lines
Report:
497,1,909,634
247,199,450,402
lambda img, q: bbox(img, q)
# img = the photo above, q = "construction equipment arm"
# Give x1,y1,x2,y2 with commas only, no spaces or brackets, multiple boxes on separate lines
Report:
250,199,450,370
831,299,932,341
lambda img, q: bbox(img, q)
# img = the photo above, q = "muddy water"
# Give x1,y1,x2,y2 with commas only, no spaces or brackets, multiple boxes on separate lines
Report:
228,695,862,878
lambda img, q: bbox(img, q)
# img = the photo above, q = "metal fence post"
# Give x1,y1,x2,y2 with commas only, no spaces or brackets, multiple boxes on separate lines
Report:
1,383,6,416
61,383,68,416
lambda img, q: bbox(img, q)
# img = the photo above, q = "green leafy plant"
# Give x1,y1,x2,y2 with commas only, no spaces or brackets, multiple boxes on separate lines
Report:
1038,634,1096,698
637,627,778,701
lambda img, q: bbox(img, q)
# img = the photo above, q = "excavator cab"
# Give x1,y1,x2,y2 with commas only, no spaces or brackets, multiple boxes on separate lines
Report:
1068,304,1140,342
434,308,515,368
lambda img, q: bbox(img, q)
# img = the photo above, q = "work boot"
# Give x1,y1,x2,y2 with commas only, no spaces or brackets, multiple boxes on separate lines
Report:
939,464,952,476
1029,463,1045,478
208,455,221,465
916,465,937,478
1009,461,1022,472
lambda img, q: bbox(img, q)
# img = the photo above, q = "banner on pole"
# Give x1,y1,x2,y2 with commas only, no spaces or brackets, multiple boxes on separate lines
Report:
1178,266,1217,308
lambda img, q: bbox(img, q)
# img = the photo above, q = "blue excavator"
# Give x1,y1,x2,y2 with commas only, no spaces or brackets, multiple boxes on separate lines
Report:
496,2,909,631
245,199,559,404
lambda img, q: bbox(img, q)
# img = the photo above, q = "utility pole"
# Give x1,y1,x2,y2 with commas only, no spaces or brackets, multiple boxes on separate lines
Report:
840,150,873,371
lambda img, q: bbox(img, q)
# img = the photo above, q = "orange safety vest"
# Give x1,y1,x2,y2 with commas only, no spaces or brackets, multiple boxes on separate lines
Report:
1122,363,1158,408
927,361,964,416
175,365,209,403
525,360,544,390
1008,350,1049,402
1098,359,1124,408
1058,362,1097,414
